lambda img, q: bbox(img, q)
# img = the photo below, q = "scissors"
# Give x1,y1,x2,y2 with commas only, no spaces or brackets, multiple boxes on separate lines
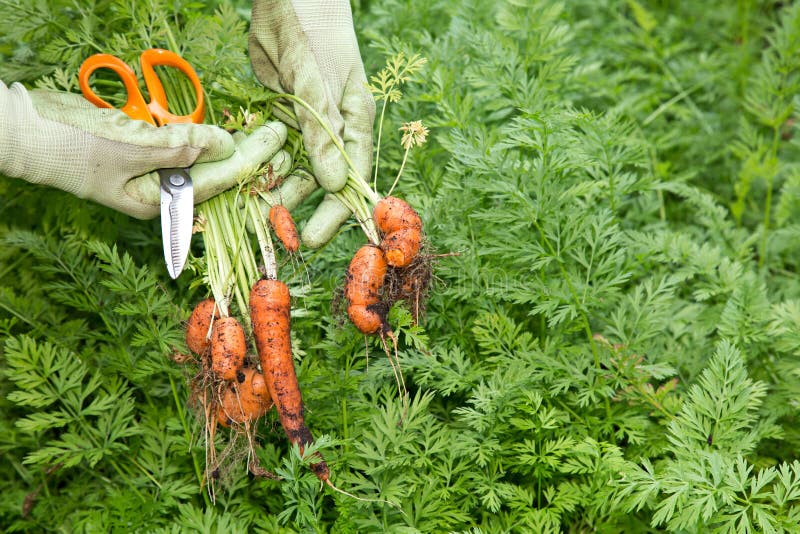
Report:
78,48,205,279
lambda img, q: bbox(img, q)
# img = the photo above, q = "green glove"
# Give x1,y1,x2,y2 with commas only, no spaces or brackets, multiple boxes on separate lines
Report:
249,0,375,247
0,81,237,219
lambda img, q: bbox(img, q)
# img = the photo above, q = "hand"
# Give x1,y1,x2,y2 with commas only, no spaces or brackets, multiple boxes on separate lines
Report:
124,122,290,212
0,81,238,219
248,0,375,248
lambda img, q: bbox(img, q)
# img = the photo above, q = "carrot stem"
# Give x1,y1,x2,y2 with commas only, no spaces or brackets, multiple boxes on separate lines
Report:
373,97,391,191
248,198,277,279
387,146,411,197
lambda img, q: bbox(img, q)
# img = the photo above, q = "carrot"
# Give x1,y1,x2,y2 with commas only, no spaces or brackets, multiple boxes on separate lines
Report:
381,227,422,268
217,367,274,427
345,245,390,335
186,298,219,354
210,317,246,381
345,246,406,407
250,278,329,481
373,196,422,234
345,245,387,303
347,303,389,335
269,204,300,253
373,196,423,268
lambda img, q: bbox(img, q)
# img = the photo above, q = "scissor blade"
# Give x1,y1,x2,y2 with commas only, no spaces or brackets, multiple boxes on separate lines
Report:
159,168,194,279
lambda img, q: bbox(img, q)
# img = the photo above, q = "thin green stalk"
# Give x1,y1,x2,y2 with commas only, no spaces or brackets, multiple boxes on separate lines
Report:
338,185,380,244
216,193,252,312
205,202,224,308
129,460,161,491
162,17,181,54
387,146,411,196
0,300,36,328
248,198,277,279
170,71,194,117
159,13,209,122
659,61,712,135
201,204,227,316
642,81,706,126
373,97,391,190
233,285,248,326
209,198,241,314
635,384,676,422
205,198,234,316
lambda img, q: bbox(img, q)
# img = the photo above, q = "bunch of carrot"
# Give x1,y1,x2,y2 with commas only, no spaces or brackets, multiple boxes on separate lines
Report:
185,278,329,485
176,110,338,488
176,52,431,492
185,181,427,491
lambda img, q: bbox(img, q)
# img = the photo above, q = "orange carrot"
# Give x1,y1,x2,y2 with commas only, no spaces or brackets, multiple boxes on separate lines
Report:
347,303,388,335
344,245,390,335
250,278,329,481
217,367,274,427
374,196,422,234
373,196,423,268
381,227,422,268
186,298,219,354
345,245,387,304
269,205,300,253
210,317,246,381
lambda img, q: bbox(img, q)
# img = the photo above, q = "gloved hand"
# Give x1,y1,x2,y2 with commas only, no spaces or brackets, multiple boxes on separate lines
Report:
0,81,238,219
249,0,375,248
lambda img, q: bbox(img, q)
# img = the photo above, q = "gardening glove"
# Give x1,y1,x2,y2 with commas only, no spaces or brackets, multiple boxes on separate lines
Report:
0,81,238,219
125,122,291,212
249,0,375,248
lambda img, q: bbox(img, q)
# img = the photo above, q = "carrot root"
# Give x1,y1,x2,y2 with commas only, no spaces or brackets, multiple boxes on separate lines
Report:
373,196,422,234
269,204,300,253
250,277,329,481
210,316,246,381
217,368,273,427
382,227,422,268
186,298,219,355
344,245,391,335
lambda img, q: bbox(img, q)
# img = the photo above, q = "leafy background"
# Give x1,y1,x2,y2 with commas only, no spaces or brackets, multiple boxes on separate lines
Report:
2,0,800,532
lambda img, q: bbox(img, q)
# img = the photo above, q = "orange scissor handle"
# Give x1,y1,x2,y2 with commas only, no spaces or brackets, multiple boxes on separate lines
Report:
78,49,205,126
139,49,205,125
79,53,156,125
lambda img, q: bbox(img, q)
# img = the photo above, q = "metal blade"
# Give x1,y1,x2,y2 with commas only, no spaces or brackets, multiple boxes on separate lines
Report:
159,168,194,279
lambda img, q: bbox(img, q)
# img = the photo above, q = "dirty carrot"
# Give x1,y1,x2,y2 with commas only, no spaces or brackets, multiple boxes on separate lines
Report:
345,245,390,335
250,278,329,481
186,298,219,355
373,196,423,267
381,227,422,268
269,204,300,253
217,367,274,427
210,317,246,381
373,196,422,234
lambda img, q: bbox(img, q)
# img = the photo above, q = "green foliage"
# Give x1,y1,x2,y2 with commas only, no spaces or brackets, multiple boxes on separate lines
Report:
614,342,800,532
3,0,800,532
